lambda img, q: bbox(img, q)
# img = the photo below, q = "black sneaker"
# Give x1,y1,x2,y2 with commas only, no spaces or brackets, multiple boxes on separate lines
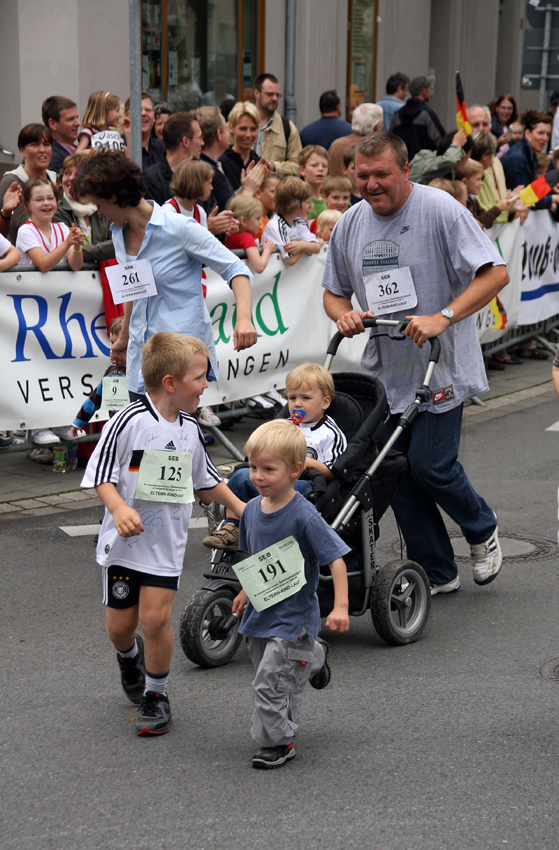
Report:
252,743,296,769
136,691,172,736
309,638,330,690
117,635,145,704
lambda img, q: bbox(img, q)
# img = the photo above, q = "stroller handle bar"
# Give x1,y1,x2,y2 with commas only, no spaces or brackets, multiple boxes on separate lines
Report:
326,318,441,364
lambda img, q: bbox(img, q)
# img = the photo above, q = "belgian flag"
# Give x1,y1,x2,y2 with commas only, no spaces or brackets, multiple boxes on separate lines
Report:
518,169,559,206
456,72,472,135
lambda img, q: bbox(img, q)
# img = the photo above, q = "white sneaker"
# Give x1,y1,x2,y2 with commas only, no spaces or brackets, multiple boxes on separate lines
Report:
430,576,461,596
198,406,221,427
51,426,75,441
471,523,502,585
262,389,285,407
30,429,59,446
246,395,274,410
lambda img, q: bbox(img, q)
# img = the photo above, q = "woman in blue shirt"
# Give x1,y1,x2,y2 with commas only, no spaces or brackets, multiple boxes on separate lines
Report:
73,151,257,395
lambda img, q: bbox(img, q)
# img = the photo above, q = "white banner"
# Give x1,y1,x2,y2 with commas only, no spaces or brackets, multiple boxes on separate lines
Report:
0,249,366,430
476,218,522,343
3,214,558,431
516,209,559,326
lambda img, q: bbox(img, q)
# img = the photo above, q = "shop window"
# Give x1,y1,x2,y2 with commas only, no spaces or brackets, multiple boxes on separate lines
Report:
347,0,377,119
142,0,264,108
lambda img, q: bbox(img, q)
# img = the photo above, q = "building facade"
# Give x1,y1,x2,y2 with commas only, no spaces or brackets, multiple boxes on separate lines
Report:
0,0,547,173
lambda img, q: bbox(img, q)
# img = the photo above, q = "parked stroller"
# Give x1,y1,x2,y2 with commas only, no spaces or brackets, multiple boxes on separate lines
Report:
180,319,440,667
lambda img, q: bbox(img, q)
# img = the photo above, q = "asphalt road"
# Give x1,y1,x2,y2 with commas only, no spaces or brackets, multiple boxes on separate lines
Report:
3,393,559,850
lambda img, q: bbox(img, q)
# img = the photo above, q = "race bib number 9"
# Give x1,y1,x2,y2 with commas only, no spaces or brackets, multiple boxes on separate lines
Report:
135,450,194,504
364,266,417,316
100,376,129,412
234,536,306,612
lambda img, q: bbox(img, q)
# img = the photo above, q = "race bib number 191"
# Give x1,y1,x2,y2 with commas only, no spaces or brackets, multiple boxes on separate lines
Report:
364,266,417,316
234,536,306,612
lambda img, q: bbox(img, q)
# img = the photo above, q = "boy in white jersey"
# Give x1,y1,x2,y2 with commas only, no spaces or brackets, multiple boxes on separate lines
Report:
203,363,347,551
81,333,246,736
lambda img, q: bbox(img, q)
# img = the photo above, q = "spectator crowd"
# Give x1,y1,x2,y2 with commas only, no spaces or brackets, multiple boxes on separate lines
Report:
1,70,557,446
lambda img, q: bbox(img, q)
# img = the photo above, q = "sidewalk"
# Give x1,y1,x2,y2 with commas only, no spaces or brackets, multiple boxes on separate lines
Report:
0,353,555,521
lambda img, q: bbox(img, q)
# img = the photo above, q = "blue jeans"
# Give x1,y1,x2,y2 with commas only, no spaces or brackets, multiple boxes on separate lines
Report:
227,467,312,501
385,404,496,586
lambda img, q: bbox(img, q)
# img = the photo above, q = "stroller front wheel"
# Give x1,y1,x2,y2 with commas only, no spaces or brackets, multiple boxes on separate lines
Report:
179,587,243,668
370,560,431,645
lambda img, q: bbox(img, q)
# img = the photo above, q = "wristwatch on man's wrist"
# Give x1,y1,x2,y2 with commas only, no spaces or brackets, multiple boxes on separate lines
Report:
441,307,455,326
0,208,11,221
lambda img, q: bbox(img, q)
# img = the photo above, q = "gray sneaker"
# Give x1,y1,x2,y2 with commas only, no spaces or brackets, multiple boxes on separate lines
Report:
471,524,502,585
136,691,172,736
199,500,223,535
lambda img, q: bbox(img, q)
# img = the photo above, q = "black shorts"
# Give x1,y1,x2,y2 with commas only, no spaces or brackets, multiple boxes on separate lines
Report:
102,565,180,608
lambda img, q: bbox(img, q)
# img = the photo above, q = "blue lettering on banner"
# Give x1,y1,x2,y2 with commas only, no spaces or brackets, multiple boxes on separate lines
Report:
8,292,109,362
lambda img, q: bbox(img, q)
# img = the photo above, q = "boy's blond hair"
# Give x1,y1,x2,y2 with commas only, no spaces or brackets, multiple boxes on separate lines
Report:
320,175,352,198
274,176,312,218
245,419,307,469
227,195,263,221
142,332,209,392
286,363,335,398
428,177,456,195
453,157,484,180
298,144,328,168
109,316,124,337
170,156,213,201
315,209,342,238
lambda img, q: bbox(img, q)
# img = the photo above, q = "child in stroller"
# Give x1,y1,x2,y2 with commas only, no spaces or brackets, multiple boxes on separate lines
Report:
202,363,348,552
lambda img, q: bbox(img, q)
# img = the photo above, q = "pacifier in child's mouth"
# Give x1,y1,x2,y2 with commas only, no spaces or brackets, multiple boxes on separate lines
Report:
291,408,305,424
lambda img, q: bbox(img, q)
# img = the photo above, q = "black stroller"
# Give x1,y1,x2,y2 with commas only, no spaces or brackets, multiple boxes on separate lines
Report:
180,319,440,667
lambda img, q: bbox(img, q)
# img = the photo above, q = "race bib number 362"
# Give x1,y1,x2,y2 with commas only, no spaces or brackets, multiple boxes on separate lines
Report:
234,536,306,612
364,266,417,316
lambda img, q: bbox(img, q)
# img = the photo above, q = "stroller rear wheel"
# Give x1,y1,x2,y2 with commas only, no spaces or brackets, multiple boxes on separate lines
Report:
370,560,431,645
179,588,243,667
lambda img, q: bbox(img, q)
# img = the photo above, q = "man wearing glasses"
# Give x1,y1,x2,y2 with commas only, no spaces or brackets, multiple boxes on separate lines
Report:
253,73,302,177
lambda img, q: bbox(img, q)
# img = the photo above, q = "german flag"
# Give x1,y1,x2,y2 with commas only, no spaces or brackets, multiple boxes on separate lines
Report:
489,295,507,331
456,72,472,135
518,169,559,206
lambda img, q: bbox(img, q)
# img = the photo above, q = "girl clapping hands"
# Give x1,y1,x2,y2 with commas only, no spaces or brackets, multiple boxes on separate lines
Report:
16,178,84,272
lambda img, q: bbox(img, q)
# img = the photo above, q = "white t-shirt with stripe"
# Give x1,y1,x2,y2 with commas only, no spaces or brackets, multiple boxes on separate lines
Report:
16,220,70,265
81,393,222,576
262,213,318,258
298,414,347,468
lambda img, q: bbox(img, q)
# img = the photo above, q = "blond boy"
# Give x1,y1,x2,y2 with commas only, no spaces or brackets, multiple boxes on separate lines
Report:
82,333,246,736
204,363,347,552
231,419,350,769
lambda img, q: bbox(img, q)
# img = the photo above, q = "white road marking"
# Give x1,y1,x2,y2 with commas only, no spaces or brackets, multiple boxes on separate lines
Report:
546,419,559,431
59,516,208,537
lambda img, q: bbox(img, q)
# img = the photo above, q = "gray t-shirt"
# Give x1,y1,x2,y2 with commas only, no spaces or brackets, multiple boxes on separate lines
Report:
238,492,350,643
322,183,506,414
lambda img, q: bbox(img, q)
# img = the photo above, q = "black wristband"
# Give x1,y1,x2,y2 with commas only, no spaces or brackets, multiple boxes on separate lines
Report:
0,208,11,221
